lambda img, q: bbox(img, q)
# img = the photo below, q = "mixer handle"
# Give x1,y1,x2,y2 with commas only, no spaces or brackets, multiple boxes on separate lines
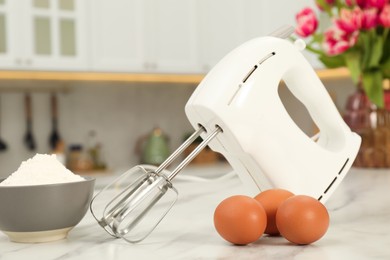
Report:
282,60,350,146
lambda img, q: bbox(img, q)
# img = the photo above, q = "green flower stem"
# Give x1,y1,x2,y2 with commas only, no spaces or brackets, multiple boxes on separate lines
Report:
384,28,389,43
335,0,343,10
305,44,324,55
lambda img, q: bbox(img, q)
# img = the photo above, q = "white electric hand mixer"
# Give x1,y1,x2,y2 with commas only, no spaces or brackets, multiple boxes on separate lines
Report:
90,26,361,243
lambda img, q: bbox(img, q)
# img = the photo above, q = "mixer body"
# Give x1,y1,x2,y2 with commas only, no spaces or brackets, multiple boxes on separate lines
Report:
185,36,361,203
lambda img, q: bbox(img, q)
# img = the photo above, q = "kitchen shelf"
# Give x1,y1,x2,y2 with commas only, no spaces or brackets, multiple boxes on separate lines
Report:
0,68,350,85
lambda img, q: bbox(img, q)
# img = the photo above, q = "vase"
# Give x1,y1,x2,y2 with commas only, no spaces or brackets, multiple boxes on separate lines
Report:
343,80,390,168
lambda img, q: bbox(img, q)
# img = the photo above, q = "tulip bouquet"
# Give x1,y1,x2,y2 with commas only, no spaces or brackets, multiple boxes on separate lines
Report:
295,0,390,107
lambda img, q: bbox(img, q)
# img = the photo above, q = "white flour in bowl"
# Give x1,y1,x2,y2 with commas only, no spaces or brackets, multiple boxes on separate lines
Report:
0,154,84,186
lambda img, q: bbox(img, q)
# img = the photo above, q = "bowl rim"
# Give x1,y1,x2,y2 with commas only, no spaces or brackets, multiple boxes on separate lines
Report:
0,176,95,188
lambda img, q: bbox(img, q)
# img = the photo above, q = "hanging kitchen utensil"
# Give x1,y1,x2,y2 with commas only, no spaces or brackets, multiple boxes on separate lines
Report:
90,25,361,243
49,93,61,150
24,93,36,151
0,95,8,151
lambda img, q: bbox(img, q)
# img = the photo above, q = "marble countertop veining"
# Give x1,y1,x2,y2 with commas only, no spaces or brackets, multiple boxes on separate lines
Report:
0,165,390,260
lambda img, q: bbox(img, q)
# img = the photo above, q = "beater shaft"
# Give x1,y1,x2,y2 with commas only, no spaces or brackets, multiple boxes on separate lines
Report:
155,126,205,174
167,126,222,180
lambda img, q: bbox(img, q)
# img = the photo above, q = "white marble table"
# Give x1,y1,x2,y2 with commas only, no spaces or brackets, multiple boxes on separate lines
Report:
1,165,390,260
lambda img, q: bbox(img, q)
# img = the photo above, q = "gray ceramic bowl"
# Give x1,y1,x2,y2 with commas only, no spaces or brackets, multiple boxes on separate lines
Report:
0,177,95,243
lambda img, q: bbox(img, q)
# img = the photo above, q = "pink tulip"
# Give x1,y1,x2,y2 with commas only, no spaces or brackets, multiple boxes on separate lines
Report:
349,30,360,46
346,0,369,8
366,0,387,9
379,4,390,26
325,41,350,55
357,0,369,7
361,8,378,28
345,0,354,6
345,0,387,8
323,26,359,55
295,7,318,37
335,7,363,33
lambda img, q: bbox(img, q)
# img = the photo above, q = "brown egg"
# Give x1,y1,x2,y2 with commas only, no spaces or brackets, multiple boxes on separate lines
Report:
276,195,329,245
213,195,267,245
254,189,294,235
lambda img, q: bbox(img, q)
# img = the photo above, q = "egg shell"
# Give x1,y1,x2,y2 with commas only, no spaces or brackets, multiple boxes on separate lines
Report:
254,189,294,235
276,195,329,245
213,195,267,245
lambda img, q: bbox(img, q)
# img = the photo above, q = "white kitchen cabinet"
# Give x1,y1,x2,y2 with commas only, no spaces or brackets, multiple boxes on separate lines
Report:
89,0,198,73
242,0,269,41
0,0,320,74
88,0,145,72
0,0,19,67
144,0,199,73
195,0,284,73
260,0,315,32
0,0,87,71
196,0,246,73
89,0,321,74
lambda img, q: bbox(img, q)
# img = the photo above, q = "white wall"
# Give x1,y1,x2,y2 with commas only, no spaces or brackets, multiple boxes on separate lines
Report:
0,79,356,178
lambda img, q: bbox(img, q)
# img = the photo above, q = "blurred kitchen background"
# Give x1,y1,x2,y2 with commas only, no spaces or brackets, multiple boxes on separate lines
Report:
0,0,356,177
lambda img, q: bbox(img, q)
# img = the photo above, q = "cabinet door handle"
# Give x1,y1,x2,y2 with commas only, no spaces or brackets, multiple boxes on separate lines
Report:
25,59,32,66
15,58,22,65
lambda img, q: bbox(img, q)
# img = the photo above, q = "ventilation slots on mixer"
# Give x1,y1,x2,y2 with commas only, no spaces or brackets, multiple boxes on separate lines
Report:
242,65,258,83
241,52,276,83
317,158,350,201
228,52,277,105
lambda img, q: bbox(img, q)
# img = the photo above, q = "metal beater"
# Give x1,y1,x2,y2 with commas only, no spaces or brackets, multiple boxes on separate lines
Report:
90,126,222,243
